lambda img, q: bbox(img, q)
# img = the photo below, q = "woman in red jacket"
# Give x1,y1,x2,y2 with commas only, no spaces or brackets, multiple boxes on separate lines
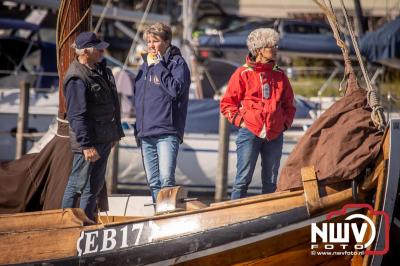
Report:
220,28,296,199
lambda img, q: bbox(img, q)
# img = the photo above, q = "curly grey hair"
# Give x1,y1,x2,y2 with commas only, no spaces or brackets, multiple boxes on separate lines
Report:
246,28,279,56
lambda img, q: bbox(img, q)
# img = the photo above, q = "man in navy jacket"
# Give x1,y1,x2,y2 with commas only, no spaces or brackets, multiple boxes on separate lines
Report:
134,23,190,202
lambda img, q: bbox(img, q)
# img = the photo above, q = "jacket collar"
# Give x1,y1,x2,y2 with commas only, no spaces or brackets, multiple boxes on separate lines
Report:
245,55,274,72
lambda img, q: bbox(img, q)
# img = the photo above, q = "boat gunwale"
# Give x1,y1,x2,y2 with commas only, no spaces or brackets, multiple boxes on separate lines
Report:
100,190,305,227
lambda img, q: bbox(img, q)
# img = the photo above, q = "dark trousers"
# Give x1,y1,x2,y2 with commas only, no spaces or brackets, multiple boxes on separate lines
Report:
61,143,111,221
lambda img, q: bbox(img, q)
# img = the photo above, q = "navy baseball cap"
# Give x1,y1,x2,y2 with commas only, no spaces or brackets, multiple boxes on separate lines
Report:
75,32,109,49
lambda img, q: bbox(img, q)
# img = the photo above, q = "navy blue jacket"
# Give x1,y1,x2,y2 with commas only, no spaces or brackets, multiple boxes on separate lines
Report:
134,46,190,141
64,59,124,152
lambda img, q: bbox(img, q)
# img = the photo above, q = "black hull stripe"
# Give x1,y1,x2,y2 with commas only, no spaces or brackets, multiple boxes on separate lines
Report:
36,206,308,266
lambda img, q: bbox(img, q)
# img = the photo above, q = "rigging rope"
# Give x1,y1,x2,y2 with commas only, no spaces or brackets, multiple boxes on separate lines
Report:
116,0,154,90
93,0,112,34
56,0,92,72
338,0,386,131
313,0,352,93
313,0,386,131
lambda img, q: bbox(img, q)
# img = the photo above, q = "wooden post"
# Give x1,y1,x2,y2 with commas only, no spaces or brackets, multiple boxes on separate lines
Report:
353,0,365,36
182,0,204,98
191,56,204,99
15,81,30,159
215,113,230,202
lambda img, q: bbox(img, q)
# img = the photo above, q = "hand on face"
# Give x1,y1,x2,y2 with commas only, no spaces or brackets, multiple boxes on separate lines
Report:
147,52,162,66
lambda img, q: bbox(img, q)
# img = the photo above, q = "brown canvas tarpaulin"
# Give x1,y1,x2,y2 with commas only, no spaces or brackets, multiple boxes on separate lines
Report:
0,121,109,214
0,135,72,214
277,79,383,191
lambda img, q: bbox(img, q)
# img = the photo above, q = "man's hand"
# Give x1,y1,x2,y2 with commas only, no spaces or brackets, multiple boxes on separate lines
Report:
83,147,100,163
240,121,246,128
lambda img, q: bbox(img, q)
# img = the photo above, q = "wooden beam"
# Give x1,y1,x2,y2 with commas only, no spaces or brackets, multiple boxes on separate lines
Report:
156,186,187,214
301,166,322,215
215,114,230,202
15,81,30,159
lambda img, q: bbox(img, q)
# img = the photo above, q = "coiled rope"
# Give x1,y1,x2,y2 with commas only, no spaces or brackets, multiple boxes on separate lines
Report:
338,0,386,131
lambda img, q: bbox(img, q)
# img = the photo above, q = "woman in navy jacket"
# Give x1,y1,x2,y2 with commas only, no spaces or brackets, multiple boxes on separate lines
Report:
134,23,191,202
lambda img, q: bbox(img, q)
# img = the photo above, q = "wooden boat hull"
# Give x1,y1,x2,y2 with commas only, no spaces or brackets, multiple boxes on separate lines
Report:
0,187,354,266
2,119,397,266
3,206,361,266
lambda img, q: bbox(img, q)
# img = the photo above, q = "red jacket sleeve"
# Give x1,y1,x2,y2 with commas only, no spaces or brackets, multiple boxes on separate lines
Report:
220,69,245,127
282,75,296,129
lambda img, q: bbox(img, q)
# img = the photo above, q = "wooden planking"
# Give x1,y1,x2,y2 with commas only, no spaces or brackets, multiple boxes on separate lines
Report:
350,253,363,266
0,208,90,233
321,255,353,266
150,194,306,242
178,211,355,266
0,226,83,264
0,196,305,265
101,191,306,227
0,186,355,265
177,224,312,266
232,243,346,266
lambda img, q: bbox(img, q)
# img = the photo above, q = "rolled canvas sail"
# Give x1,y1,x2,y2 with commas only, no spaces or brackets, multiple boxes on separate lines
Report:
278,75,383,191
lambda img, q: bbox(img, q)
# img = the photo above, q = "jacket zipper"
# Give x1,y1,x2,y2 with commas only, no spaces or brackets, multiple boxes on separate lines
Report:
141,70,149,134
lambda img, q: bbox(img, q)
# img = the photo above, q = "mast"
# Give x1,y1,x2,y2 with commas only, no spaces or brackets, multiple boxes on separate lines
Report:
353,0,365,36
0,0,95,214
56,0,92,117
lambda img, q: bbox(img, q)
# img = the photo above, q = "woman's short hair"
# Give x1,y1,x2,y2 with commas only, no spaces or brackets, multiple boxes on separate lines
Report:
246,28,279,56
143,23,172,43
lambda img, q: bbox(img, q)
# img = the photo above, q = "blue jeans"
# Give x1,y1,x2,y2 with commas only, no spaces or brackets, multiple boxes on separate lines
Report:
140,134,180,202
231,128,283,199
61,143,111,221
